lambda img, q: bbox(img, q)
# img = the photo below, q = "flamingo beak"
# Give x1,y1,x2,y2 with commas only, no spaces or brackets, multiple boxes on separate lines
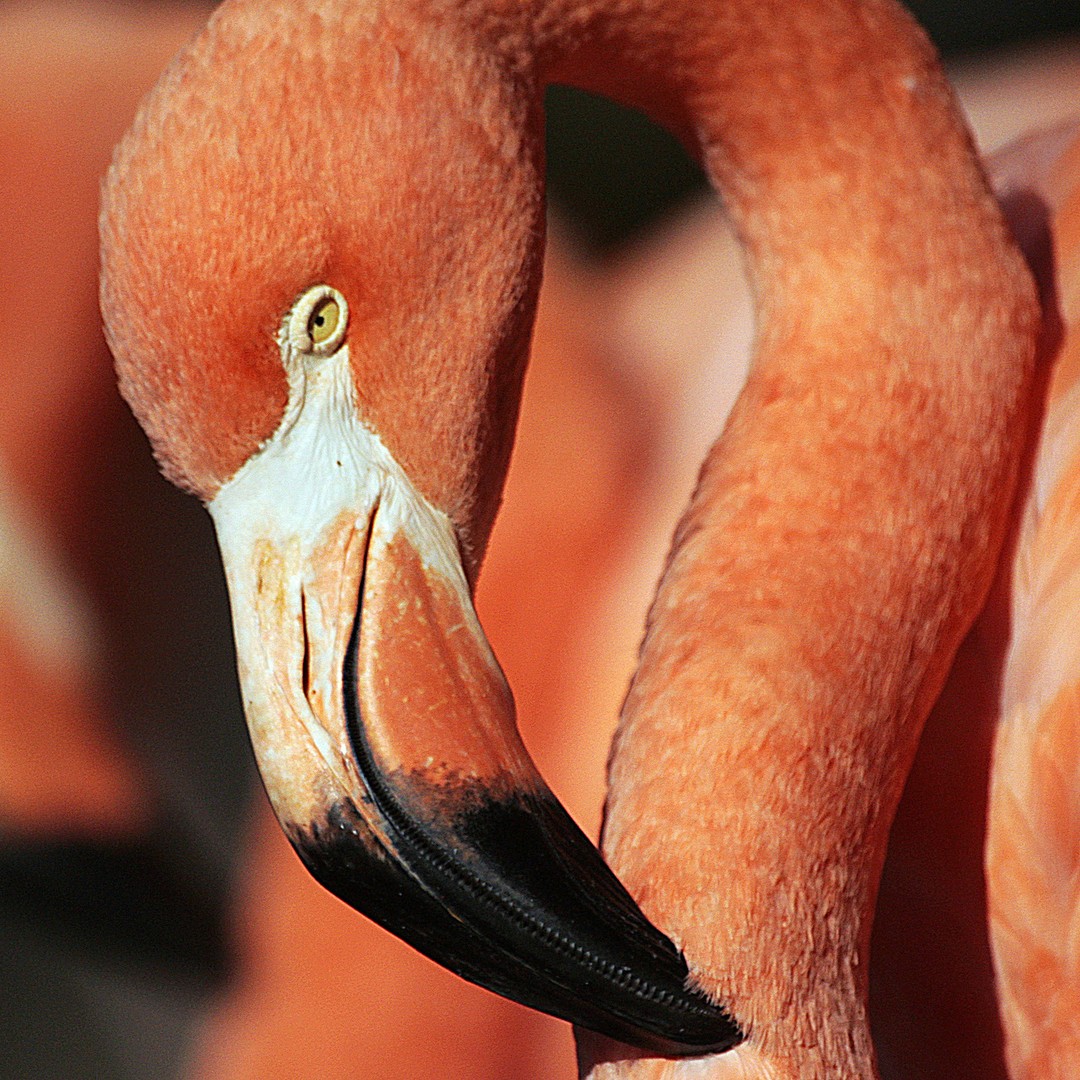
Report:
209,484,740,1055
202,303,740,1055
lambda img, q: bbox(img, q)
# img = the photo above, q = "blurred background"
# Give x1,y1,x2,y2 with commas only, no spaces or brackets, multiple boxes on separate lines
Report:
1,2,1078,1078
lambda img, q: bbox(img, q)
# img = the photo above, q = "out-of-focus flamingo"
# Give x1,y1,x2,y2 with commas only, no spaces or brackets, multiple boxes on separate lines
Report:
0,0,214,839
0,3,242,1076
980,126,1080,1080
864,118,1080,1080
3,5,655,1072
592,68,1080,1080
100,0,1040,1076
593,79,1080,1079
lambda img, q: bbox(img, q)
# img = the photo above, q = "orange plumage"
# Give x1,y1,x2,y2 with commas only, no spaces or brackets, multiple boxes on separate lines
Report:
12,1,1080,1077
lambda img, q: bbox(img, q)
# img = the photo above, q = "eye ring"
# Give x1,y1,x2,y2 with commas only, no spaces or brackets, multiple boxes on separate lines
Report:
288,284,349,356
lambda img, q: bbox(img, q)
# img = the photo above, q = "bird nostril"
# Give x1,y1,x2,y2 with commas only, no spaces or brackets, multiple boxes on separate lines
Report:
300,590,313,704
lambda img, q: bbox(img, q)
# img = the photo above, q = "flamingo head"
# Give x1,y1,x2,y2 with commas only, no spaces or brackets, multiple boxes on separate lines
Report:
100,0,740,1056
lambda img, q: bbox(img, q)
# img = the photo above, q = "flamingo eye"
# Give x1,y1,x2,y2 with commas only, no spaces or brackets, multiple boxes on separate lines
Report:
308,297,340,344
288,285,348,356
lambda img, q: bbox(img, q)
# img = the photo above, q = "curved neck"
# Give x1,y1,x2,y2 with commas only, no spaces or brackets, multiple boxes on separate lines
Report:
423,1,1037,1075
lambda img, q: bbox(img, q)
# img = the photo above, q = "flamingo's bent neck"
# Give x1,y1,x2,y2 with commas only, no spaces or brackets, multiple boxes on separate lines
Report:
101,0,1038,1075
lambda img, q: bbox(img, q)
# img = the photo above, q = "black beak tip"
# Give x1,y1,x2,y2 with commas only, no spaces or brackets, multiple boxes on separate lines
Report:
287,794,743,1057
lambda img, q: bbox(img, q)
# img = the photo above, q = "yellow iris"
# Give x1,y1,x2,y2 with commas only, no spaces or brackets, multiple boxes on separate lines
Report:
308,297,341,345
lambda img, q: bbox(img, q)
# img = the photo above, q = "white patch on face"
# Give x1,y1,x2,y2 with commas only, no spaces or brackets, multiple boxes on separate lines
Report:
210,287,466,592
207,284,476,822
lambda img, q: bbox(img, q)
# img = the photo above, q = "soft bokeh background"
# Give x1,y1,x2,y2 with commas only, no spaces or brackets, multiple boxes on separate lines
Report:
1,2,1078,1077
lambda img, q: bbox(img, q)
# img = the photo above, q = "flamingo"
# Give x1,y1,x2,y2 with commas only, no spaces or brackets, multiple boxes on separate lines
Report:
980,126,1080,1080
590,90,1080,1080
99,0,1039,1076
